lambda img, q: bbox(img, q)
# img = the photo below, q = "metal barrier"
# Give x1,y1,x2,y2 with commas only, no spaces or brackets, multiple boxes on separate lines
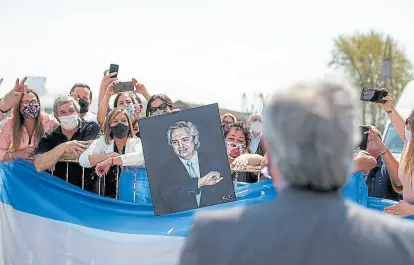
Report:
48,157,263,203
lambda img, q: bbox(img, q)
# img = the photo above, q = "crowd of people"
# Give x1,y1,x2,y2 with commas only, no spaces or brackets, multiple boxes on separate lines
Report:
2,72,414,263
0,71,268,199
1,72,414,217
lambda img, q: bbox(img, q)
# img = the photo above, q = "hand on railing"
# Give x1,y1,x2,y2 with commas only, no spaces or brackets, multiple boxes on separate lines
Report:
63,140,90,157
96,159,112,177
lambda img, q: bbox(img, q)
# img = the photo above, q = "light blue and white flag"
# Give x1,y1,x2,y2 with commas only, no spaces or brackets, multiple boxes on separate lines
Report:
0,159,408,265
0,160,276,265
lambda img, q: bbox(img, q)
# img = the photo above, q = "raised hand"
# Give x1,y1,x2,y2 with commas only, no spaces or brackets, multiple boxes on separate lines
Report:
100,70,118,95
13,77,28,96
105,80,118,96
0,77,28,112
365,127,387,154
377,88,393,111
132,78,147,94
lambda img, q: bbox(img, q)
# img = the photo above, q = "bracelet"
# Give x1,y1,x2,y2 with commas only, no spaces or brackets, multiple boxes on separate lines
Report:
386,110,392,114
381,149,390,156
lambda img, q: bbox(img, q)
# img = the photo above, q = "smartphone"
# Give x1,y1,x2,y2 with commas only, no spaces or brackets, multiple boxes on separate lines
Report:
360,88,388,103
109,64,119,78
113,81,134,93
357,125,369,150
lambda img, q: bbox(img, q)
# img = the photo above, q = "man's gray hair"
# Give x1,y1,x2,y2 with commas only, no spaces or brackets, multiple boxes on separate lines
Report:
167,121,200,149
264,77,360,190
53,96,80,116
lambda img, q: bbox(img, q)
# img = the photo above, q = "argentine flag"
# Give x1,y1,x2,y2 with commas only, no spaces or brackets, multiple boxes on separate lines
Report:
0,159,408,265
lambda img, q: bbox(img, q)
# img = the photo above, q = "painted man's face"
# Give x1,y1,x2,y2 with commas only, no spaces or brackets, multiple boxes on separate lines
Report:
171,128,196,160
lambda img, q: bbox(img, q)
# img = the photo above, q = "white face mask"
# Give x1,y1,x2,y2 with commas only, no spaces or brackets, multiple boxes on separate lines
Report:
406,129,412,142
59,114,79,130
250,121,263,134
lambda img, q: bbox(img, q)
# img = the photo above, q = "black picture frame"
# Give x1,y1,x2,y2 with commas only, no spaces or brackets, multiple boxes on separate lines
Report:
139,104,236,216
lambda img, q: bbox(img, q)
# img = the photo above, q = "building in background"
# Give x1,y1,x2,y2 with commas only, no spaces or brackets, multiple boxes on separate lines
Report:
242,93,266,114
26,76,47,97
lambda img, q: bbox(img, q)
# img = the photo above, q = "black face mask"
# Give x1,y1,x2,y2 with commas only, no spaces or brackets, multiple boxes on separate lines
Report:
111,123,129,139
78,98,89,114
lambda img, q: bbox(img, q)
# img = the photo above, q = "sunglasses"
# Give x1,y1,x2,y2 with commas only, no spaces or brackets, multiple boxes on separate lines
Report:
149,103,169,113
406,118,412,126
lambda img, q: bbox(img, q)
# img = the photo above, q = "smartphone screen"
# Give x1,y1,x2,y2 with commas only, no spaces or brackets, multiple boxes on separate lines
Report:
109,64,119,78
357,125,369,150
113,81,134,93
360,88,388,103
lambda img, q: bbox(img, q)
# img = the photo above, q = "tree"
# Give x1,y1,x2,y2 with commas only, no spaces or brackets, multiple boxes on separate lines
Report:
329,30,414,131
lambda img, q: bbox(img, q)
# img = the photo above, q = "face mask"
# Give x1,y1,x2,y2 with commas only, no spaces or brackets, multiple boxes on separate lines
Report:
78,98,89,114
406,129,412,142
21,104,40,119
59,115,79,130
250,121,263,134
124,105,135,119
150,109,168,117
225,141,246,159
111,123,129,139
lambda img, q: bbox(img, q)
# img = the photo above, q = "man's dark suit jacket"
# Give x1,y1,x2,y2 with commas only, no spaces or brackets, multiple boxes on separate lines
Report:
179,187,414,265
157,153,232,215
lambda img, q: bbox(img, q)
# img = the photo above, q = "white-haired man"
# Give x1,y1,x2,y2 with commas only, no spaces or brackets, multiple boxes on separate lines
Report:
248,113,266,156
178,78,414,265
156,121,228,215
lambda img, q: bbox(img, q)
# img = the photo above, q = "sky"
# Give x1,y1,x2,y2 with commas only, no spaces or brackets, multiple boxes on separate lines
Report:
1,0,414,113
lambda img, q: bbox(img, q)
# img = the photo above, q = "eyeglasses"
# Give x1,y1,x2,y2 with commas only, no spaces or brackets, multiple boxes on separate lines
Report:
21,100,38,106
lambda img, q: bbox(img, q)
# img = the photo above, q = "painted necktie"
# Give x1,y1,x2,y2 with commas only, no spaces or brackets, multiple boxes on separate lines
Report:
187,160,201,206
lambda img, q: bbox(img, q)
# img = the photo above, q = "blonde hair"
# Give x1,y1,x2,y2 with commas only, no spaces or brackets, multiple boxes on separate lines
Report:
10,89,44,152
400,110,414,186
221,113,237,123
102,108,135,145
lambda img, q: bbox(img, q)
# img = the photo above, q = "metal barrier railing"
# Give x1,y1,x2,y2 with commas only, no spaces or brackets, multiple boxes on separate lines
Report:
46,156,263,203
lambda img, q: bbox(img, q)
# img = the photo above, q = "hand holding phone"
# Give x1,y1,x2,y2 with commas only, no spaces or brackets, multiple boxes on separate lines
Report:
109,64,119,78
357,125,369,150
360,88,388,103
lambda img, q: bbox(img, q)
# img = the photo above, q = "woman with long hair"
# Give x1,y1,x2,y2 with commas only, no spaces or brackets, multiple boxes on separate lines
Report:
79,107,145,198
145,94,179,117
0,89,58,161
369,89,414,217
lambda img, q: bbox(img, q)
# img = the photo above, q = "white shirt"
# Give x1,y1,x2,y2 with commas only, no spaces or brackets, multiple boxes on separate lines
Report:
261,167,272,179
79,135,145,168
179,151,201,206
82,111,97,123
250,133,262,154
